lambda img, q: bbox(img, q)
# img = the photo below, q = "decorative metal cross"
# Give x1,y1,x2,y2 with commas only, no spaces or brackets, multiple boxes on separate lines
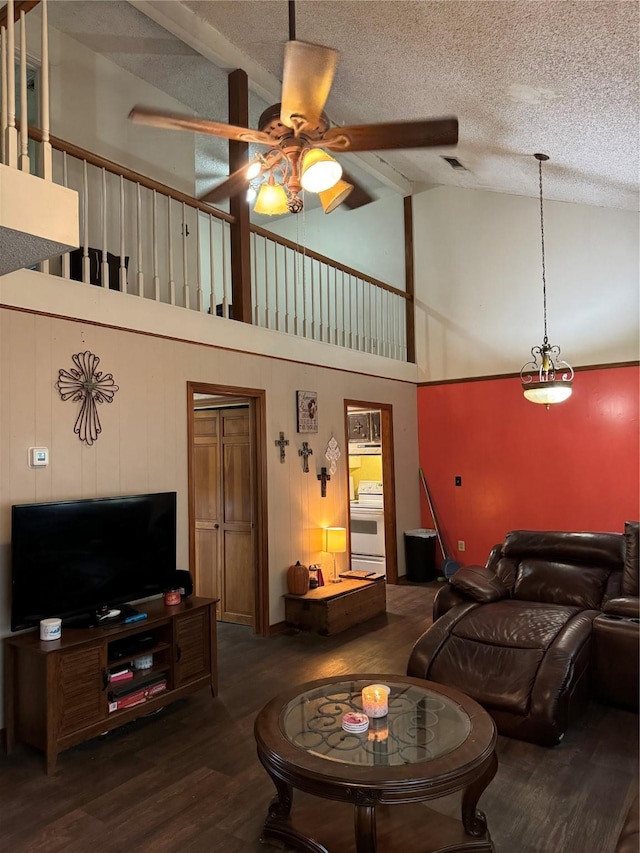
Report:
56,351,119,446
317,466,331,497
275,432,289,463
298,442,313,473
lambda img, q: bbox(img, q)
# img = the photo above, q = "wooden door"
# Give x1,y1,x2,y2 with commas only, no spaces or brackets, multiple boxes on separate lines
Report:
192,406,255,626
193,411,222,617
220,408,254,625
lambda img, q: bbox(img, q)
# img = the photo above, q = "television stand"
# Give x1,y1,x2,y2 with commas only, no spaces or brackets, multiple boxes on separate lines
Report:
4,596,218,774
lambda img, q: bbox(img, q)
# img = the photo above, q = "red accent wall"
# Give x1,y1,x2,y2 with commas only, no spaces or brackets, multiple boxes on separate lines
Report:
417,365,639,567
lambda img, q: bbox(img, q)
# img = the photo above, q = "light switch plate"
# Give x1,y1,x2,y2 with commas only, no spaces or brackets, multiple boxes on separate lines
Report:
28,447,49,467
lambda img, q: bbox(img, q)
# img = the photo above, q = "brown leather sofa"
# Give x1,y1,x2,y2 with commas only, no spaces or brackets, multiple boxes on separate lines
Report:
407,526,639,746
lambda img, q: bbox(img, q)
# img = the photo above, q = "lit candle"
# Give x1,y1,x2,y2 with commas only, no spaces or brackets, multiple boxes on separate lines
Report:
361,684,390,718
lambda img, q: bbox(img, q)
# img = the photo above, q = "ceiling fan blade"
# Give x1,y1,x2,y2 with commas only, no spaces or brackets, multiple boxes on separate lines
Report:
280,40,338,132
341,171,375,209
129,106,274,146
319,117,459,153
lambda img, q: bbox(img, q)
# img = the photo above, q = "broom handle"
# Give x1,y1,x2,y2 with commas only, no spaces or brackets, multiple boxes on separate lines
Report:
419,468,447,558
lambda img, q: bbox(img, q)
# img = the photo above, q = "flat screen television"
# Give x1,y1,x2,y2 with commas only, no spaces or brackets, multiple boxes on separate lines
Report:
11,491,177,631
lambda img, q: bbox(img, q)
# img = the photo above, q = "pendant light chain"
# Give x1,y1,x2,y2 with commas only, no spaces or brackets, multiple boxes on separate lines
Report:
538,156,548,345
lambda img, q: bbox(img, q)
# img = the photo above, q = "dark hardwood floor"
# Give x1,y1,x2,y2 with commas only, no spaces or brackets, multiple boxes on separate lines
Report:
0,583,637,852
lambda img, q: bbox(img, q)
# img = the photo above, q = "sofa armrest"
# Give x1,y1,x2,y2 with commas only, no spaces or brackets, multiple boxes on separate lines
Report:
616,795,639,853
450,564,510,603
433,583,470,621
602,597,640,620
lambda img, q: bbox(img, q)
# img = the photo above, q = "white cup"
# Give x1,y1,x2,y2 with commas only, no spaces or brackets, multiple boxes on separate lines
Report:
40,618,62,641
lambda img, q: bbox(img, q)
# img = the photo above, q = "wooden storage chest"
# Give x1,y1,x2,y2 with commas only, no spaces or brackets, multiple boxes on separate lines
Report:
284,579,386,636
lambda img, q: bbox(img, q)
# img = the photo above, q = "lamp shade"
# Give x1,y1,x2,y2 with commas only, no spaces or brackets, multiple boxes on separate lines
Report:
324,527,347,553
253,182,289,215
300,149,342,193
523,380,573,405
319,180,354,214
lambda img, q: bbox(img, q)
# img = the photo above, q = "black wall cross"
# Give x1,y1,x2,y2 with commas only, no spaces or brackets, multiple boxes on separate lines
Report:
299,441,313,473
317,466,331,497
275,432,289,463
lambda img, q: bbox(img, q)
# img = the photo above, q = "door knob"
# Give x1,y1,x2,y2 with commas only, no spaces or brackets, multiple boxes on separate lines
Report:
213,523,219,529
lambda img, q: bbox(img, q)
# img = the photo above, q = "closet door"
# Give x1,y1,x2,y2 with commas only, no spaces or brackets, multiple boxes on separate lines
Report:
193,410,222,618
220,409,254,625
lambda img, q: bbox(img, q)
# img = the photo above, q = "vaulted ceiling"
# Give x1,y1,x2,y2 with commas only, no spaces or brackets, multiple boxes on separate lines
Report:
48,0,639,211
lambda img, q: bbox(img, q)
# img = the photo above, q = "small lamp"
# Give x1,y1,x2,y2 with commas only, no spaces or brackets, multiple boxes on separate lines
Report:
300,149,342,193
324,526,347,583
319,179,354,214
253,175,289,215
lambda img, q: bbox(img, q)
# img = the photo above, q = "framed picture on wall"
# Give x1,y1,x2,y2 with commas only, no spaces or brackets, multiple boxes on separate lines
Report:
297,390,318,433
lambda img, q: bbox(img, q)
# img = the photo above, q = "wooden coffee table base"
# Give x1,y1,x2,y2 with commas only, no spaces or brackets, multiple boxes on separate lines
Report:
261,791,494,853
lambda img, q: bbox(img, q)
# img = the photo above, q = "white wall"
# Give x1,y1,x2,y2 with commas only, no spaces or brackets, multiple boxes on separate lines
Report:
412,186,640,381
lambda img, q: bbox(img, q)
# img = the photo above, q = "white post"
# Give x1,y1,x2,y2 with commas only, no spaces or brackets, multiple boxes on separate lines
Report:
152,189,159,300
61,152,70,278
208,215,216,315
5,0,18,168
18,10,28,172
136,183,144,296
119,175,127,293
101,168,109,287
82,160,89,283
168,200,175,305
195,211,202,312
39,0,51,180
181,202,189,309
1,27,7,165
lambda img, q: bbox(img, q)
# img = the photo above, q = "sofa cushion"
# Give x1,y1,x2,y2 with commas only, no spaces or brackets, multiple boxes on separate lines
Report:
452,600,581,649
513,559,610,609
503,530,625,569
622,521,639,596
450,565,510,603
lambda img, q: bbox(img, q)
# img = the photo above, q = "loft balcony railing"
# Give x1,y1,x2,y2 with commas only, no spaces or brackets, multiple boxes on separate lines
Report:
1,1,412,361
22,127,411,361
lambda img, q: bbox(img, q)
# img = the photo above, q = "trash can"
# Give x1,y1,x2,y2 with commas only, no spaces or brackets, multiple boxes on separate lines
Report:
404,528,438,582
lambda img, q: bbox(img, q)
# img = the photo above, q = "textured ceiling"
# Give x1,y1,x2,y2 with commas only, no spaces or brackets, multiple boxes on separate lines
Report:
49,0,639,211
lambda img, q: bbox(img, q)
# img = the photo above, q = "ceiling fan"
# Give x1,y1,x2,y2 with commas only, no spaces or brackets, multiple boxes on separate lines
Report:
129,3,458,215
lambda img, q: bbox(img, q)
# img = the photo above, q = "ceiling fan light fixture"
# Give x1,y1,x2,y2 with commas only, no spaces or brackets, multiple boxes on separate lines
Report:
253,180,289,215
246,160,262,181
300,148,342,193
319,179,354,214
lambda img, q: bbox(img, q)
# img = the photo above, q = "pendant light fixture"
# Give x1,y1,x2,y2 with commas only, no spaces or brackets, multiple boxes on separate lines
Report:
520,153,574,409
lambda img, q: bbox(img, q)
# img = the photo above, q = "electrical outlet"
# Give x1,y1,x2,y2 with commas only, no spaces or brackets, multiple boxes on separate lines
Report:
455,476,462,487
457,540,466,552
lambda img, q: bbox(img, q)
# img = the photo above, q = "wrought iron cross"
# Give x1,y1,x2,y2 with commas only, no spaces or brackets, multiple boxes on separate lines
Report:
275,431,289,463
298,441,313,473
317,466,331,497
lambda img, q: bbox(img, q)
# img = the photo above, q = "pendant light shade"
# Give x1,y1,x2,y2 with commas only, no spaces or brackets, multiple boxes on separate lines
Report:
520,154,574,409
300,149,342,193
318,179,354,214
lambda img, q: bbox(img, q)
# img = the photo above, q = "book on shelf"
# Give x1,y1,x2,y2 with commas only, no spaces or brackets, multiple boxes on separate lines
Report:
109,668,134,683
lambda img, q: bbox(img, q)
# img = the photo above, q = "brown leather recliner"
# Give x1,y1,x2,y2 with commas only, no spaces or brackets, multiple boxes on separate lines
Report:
407,529,628,746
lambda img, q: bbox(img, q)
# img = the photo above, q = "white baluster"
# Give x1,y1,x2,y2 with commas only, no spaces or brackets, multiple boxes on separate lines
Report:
136,184,144,296
61,152,70,278
168,200,175,305
209,215,216,315
284,248,290,333
5,1,17,168
181,202,189,308
119,176,127,293
152,189,159,300
221,220,229,318
263,237,270,328
293,248,299,336
100,169,109,286
251,232,258,324
39,0,51,180
274,242,281,331
1,27,7,165
195,211,203,312
18,10,29,172
82,160,89,283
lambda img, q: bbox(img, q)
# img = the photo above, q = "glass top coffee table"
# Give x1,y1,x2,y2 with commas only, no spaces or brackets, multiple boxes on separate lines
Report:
254,674,497,853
